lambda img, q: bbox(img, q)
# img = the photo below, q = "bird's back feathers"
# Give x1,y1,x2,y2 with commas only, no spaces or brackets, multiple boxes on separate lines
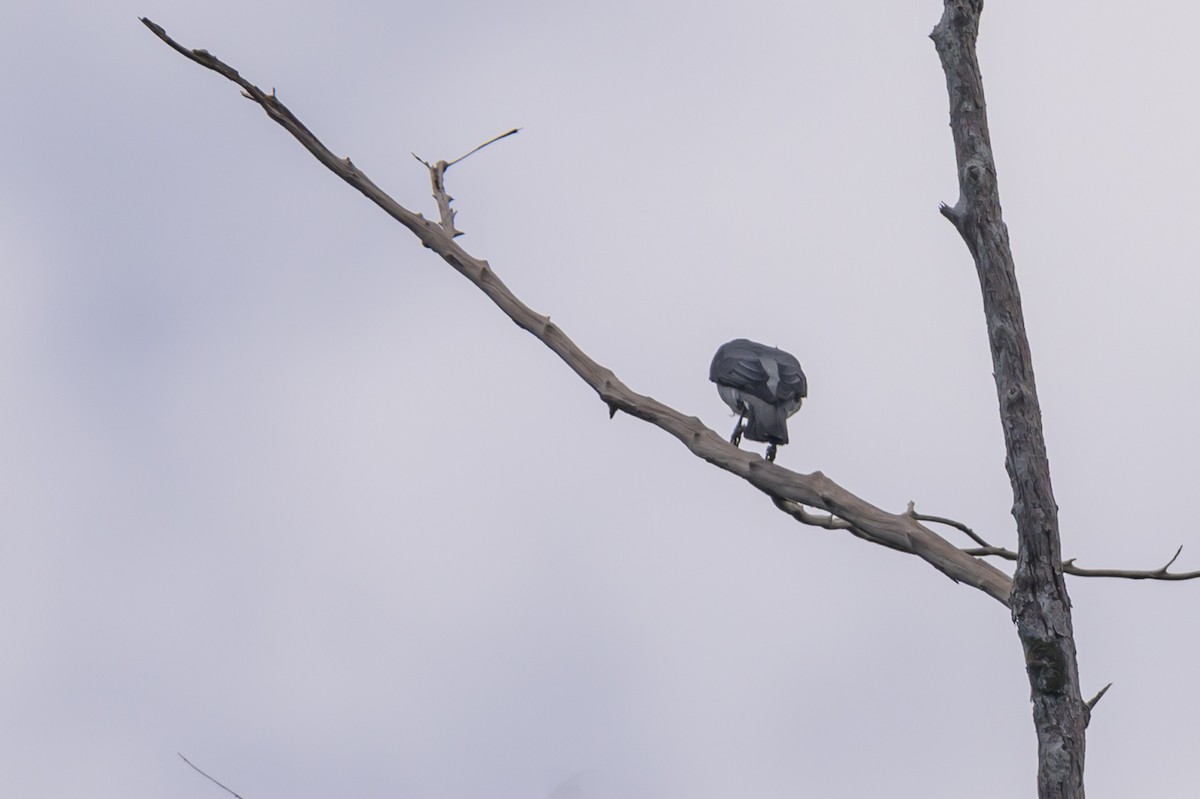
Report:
710,338,807,445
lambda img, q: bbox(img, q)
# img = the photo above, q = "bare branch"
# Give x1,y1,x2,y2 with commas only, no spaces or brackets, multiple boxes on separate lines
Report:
1060,546,1200,581
411,155,461,237
446,128,520,170
1081,681,1113,729
178,753,244,799
907,502,991,547
915,505,1199,582
142,18,1014,605
965,544,1200,581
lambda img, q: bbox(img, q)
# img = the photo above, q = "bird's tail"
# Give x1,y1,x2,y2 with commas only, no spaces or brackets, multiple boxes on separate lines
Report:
743,396,789,445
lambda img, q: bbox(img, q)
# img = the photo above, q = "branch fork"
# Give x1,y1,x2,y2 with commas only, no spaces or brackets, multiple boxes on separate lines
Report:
413,128,519,238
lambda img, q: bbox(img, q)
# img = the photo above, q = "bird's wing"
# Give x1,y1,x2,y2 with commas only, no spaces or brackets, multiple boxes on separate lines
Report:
775,356,808,401
705,340,772,391
713,354,769,387
712,340,807,403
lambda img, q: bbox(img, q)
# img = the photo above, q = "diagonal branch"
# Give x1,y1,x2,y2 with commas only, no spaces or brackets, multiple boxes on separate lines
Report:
445,128,521,170
141,17,1014,606
179,753,245,799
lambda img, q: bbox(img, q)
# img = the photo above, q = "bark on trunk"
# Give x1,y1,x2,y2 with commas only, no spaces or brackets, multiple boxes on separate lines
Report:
930,2,1087,796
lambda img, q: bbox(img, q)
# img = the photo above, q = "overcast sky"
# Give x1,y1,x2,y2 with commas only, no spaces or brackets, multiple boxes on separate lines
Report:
3,2,1199,797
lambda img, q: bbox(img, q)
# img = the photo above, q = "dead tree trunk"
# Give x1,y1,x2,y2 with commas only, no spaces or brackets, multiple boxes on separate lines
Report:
931,2,1086,796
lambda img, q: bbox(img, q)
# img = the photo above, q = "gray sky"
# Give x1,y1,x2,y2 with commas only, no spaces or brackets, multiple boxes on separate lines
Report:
3,2,1198,797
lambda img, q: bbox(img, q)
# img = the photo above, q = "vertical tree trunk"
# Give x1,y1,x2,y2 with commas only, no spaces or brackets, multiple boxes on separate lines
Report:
930,2,1086,797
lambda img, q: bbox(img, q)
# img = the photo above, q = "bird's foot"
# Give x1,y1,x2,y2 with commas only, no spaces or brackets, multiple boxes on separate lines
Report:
765,443,777,462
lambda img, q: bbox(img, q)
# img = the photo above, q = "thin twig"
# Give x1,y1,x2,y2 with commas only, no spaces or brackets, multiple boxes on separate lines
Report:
907,502,991,547
178,753,245,799
446,128,520,170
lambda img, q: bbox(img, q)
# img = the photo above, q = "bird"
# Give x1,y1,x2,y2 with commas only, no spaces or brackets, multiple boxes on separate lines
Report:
709,338,807,462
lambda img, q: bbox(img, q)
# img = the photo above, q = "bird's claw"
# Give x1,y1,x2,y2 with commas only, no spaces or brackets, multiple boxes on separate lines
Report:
730,414,746,447
765,443,777,462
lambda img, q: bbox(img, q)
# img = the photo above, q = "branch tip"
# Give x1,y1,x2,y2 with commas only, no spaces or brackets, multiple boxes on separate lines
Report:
445,127,521,170
938,201,962,225
1161,545,1184,572
1085,682,1113,711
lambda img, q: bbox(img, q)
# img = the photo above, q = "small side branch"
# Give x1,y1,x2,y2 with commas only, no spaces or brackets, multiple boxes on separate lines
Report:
413,129,519,238
412,155,460,237
1085,682,1113,711
907,502,989,547
1081,681,1113,729
961,544,1200,581
1062,545,1200,581
446,128,520,169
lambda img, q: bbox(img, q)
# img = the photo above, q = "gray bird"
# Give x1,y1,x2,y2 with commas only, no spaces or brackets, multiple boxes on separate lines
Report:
709,338,807,462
